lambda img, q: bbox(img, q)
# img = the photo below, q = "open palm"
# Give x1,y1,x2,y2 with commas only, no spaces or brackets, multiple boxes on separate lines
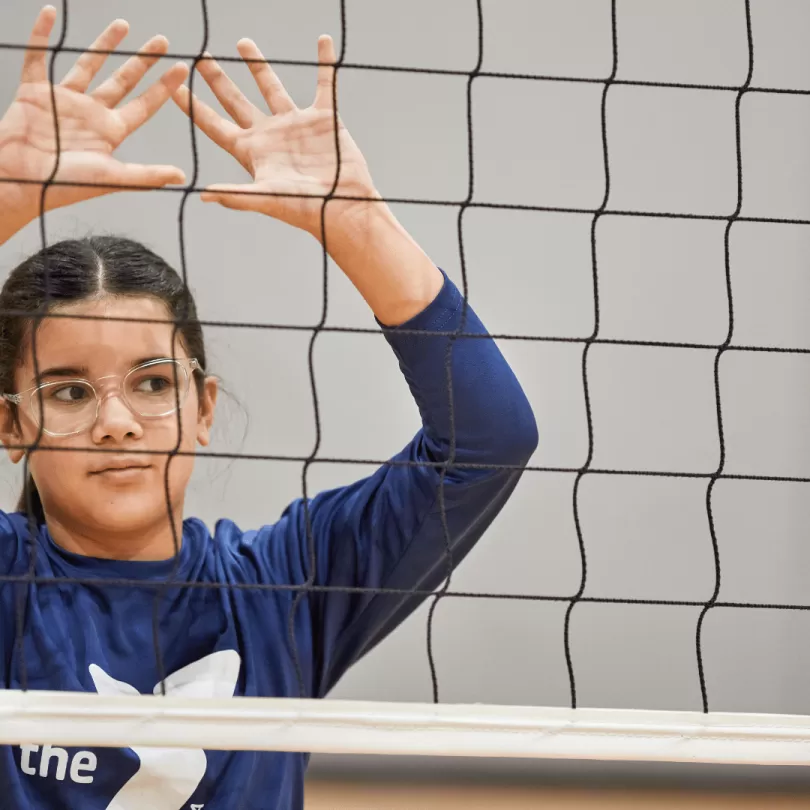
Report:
0,7,187,218
173,36,378,238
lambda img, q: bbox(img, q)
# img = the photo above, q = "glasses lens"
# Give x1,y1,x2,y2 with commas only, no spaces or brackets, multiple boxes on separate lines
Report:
34,381,97,436
125,360,189,417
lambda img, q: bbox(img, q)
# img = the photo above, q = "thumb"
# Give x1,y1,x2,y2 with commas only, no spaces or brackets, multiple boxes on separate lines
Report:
200,183,260,212
76,163,186,194
118,163,187,189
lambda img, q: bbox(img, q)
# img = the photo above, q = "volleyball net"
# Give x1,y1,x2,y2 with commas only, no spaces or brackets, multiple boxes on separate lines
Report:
3,0,810,770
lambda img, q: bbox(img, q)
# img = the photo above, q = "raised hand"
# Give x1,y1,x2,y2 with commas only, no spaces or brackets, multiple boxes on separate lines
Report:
172,36,379,239
0,6,188,225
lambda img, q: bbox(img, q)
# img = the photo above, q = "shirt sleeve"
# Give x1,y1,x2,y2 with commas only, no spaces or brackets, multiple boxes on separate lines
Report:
255,270,538,697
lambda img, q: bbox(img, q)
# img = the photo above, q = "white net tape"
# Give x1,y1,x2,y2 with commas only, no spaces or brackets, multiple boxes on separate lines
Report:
2,692,810,766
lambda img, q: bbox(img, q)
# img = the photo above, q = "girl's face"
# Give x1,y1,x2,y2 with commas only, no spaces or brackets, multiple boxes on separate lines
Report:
0,295,217,538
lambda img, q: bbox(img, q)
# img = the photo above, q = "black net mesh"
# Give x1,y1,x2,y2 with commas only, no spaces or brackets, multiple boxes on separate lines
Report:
2,0,806,720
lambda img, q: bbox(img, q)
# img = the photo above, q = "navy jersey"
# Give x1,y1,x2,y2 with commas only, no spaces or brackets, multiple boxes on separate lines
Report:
0,272,538,809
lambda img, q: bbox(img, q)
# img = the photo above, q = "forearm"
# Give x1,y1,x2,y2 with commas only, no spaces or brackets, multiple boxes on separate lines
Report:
321,199,444,327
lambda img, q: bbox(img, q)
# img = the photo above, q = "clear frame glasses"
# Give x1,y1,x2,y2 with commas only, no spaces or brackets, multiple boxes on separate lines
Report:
1,357,202,438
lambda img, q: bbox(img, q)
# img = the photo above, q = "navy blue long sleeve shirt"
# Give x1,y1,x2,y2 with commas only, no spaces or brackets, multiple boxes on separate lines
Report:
0,271,537,809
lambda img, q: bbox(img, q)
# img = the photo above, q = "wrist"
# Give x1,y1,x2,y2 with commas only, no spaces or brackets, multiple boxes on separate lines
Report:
322,196,444,326
0,126,35,243
312,180,384,245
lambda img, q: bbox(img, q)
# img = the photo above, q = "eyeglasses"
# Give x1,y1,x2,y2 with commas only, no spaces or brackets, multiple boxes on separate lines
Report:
1,357,202,437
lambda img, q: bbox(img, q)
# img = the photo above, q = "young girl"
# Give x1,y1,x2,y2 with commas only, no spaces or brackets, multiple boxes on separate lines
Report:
0,7,537,809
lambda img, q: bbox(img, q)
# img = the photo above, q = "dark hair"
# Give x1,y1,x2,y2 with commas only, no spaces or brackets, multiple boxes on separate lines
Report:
0,235,206,523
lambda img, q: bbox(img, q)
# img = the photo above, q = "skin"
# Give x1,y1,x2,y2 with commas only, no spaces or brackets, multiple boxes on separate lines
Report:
0,6,443,561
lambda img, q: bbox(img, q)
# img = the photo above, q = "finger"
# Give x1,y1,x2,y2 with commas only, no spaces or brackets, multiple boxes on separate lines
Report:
236,38,296,115
117,61,189,135
60,19,130,94
200,183,261,212
195,52,261,128
21,5,57,84
171,85,242,152
90,34,169,107
313,35,337,110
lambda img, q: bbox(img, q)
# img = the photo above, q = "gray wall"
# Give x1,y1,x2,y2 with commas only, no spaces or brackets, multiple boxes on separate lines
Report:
2,0,810,786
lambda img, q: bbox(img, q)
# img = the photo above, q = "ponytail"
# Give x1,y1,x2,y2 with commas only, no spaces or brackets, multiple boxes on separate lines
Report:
17,474,45,523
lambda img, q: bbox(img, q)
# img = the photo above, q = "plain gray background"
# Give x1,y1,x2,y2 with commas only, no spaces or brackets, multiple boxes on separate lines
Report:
3,0,810,787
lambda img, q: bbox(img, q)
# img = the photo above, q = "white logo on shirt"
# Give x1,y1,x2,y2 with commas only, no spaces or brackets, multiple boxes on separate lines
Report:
89,650,241,810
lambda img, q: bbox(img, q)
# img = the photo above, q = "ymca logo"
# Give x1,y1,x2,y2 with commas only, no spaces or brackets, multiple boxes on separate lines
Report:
19,650,240,810
90,650,241,809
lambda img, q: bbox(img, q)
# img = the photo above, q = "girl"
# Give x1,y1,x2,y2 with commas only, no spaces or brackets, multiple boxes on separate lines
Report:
0,7,537,809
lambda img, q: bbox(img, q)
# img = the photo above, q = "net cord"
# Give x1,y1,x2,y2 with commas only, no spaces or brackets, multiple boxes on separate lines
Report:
284,0,349,700
564,0,617,711
149,0,213,699
14,0,71,693
424,0,483,705
695,0,754,714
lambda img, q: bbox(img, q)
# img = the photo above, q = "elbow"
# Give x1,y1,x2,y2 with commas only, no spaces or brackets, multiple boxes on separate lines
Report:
492,392,538,469
511,396,539,467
